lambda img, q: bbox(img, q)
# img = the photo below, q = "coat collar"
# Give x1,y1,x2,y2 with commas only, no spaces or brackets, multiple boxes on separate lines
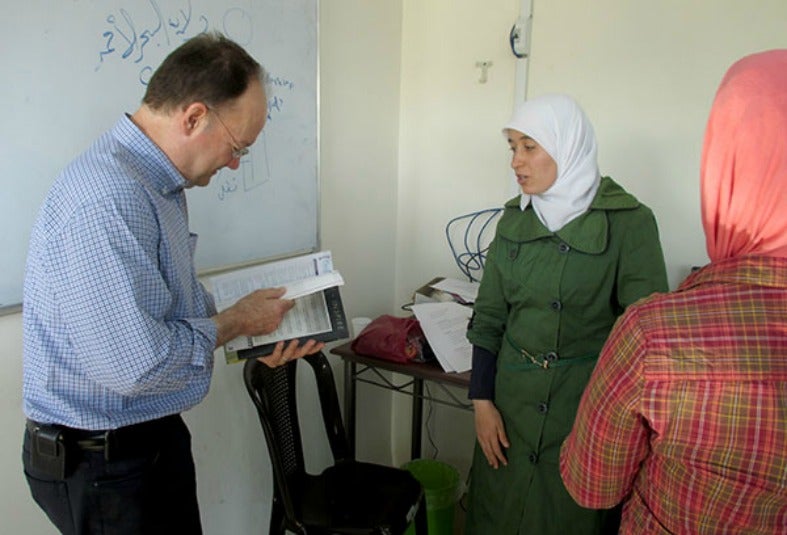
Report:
498,177,640,254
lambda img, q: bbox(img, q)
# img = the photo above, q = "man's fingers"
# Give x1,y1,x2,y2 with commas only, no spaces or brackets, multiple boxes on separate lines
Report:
257,287,287,299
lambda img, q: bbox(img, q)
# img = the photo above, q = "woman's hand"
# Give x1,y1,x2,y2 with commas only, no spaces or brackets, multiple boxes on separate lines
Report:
473,399,510,469
257,338,325,368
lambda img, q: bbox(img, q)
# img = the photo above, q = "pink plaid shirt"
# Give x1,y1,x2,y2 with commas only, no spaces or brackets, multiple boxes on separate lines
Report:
560,256,787,534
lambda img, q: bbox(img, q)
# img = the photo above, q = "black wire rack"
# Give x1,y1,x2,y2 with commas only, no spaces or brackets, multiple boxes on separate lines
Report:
445,208,503,282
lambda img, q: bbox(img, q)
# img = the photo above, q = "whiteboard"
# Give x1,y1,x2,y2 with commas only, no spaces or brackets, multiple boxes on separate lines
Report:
0,0,319,309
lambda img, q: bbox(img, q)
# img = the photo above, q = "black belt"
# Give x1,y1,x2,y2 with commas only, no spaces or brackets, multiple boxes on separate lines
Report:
26,414,181,461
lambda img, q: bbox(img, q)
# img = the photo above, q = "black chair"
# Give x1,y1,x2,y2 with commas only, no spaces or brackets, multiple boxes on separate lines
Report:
243,351,428,535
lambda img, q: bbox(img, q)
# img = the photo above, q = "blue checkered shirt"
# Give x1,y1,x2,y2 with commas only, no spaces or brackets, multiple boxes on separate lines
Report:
23,115,218,430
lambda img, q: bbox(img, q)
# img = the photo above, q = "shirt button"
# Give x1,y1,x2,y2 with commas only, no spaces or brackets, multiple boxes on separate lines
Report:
550,300,562,311
545,351,558,362
528,453,539,464
537,402,549,414
558,243,570,253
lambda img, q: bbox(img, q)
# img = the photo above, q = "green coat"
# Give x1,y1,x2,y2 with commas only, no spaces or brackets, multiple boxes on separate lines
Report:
465,177,668,534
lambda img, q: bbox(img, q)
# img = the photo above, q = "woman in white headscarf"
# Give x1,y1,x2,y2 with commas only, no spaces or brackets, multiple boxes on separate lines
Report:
465,94,668,534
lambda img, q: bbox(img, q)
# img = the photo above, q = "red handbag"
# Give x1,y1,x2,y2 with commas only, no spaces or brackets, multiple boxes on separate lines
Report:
350,315,424,363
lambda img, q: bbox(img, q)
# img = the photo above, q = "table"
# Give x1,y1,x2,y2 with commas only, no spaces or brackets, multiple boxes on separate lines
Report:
330,342,471,459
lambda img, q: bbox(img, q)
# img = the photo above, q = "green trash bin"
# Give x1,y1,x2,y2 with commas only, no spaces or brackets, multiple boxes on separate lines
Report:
403,459,461,535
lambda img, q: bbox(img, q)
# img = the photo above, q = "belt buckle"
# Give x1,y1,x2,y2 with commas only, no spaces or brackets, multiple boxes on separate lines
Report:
102,430,112,461
520,349,549,369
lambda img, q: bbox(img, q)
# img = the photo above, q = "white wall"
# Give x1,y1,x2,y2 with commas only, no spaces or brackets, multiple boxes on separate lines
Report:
396,0,522,302
319,0,405,464
526,0,787,288
392,0,521,475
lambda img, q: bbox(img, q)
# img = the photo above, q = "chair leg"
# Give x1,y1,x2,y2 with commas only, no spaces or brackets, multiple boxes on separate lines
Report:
269,497,286,535
414,493,428,535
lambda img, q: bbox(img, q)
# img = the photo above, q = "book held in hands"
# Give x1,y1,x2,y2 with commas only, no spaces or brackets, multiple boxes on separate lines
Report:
208,251,348,362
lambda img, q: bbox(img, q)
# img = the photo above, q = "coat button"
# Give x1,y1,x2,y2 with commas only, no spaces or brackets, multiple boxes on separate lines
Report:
545,351,558,362
550,300,562,311
528,453,538,464
537,402,548,414
558,242,570,253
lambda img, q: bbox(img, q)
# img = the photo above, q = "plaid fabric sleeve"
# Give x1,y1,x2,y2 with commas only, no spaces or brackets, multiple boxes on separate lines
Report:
560,306,651,508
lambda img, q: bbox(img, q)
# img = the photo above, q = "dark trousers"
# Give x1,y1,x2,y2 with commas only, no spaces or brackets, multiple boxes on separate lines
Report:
22,414,202,535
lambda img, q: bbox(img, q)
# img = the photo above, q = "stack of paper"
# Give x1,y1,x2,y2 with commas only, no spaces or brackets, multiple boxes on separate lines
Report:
430,278,479,304
411,301,472,373
412,277,480,306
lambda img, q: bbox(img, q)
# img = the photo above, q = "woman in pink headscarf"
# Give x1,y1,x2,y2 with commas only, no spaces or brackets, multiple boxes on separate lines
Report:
560,49,787,534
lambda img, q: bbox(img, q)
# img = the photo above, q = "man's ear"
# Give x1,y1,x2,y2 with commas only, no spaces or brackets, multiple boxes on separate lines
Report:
182,102,209,136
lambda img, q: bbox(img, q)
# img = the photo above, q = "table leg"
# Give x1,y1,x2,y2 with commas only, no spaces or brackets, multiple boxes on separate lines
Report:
411,377,424,459
344,360,357,458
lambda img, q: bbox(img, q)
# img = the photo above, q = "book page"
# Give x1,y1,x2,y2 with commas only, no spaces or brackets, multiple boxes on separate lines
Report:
210,251,337,312
225,292,332,352
283,272,344,299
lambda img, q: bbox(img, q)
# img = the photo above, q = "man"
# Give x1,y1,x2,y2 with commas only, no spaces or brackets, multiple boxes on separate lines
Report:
22,32,323,534
560,49,787,534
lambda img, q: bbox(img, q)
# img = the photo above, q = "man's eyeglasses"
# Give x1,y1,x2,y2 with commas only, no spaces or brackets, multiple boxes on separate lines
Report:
208,107,249,159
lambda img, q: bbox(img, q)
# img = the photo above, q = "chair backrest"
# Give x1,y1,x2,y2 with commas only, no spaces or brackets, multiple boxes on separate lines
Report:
243,352,352,524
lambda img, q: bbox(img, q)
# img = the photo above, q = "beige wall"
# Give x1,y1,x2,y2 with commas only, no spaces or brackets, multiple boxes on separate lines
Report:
0,313,46,532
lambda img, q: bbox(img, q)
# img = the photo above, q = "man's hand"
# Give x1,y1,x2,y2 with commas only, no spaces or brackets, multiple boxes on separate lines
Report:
213,287,295,348
473,399,510,469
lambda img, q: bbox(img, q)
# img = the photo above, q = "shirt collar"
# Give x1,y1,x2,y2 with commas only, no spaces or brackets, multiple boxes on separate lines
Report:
680,256,787,291
113,114,189,196
502,176,642,254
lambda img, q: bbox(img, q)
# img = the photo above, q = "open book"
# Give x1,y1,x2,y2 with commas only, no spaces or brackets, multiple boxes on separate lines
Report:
208,251,348,361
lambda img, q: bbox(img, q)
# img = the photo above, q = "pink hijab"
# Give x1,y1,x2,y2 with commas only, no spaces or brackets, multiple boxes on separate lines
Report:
701,49,787,261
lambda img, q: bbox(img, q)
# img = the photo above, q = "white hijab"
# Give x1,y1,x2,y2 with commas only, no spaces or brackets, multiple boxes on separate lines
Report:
504,94,601,232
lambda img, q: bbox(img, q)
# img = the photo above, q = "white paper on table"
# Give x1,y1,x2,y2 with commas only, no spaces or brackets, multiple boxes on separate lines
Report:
411,301,473,373
430,278,480,303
